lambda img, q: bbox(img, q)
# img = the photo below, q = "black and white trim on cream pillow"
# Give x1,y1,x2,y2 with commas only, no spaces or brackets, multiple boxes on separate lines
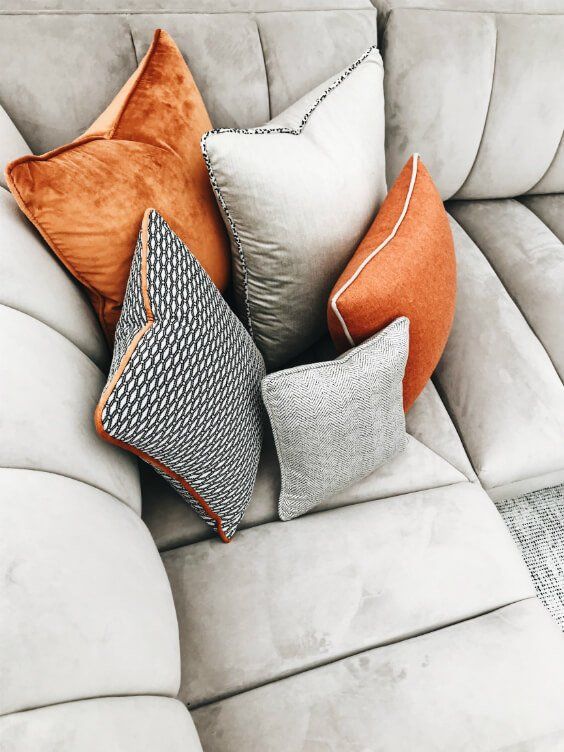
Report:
202,46,387,371
95,209,265,542
261,317,409,521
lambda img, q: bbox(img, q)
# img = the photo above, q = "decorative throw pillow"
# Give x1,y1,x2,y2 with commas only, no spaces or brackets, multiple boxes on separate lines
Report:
6,29,229,343
202,46,386,371
261,317,409,521
328,154,456,411
95,209,265,542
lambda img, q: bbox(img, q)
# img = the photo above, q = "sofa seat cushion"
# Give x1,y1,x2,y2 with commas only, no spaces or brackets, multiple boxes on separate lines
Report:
0,697,202,752
162,482,533,707
192,598,564,752
0,469,180,715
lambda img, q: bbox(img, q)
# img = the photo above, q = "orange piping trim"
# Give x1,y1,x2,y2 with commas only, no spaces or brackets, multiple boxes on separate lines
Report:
94,208,230,543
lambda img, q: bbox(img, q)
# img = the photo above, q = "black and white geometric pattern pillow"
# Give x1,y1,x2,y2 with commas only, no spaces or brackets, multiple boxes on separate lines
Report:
95,209,265,542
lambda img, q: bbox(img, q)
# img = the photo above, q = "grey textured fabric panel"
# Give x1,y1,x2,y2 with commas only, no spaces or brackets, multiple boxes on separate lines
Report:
498,484,564,630
435,216,564,492
203,47,386,368
0,108,29,191
0,697,202,751
449,199,564,379
380,7,564,199
262,318,408,520
0,188,108,370
0,305,141,513
520,193,564,244
0,469,180,716
163,482,533,706
192,599,564,752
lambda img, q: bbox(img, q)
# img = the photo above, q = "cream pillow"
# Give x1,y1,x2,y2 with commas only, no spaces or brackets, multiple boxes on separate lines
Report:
202,47,386,370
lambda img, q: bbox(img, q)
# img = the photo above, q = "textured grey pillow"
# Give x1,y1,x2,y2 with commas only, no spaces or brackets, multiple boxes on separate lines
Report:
261,317,409,521
96,209,265,542
202,46,386,371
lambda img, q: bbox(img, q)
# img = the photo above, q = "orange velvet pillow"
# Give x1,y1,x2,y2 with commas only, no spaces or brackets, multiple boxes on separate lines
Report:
328,154,456,411
6,29,229,342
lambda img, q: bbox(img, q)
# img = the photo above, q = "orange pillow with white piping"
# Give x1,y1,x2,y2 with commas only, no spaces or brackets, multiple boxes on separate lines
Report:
328,153,456,411
6,29,229,344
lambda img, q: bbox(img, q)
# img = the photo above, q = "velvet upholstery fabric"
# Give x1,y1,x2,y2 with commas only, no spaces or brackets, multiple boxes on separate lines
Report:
1,3,564,750
449,199,564,380
192,599,564,752
435,214,564,493
378,5,564,199
328,155,456,410
0,470,180,715
0,188,108,369
0,108,29,192
5,29,230,342
164,482,533,706
0,697,203,752
0,305,141,513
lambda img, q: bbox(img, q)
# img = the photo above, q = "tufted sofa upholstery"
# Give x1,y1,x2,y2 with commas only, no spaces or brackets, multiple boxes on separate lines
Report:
0,0,563,750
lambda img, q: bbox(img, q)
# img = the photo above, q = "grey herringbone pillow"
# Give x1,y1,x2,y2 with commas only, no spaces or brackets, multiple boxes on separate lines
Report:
261,317,409,521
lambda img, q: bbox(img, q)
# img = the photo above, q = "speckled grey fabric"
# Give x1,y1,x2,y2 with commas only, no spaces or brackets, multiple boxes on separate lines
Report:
497,484,564,630
261,317,409,521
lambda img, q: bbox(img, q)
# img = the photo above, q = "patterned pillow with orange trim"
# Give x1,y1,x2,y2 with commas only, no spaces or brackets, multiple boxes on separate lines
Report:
95,209,265,542
328,153,456,412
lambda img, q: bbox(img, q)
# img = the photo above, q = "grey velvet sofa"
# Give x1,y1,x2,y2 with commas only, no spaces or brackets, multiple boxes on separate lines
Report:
1,0,564,750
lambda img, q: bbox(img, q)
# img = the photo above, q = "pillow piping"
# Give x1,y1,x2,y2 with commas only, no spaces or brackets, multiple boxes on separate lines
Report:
94,208,231,543
330,152,420,348
201,44,381,338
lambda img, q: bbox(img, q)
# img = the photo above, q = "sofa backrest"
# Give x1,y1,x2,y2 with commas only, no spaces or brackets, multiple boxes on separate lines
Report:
373,0,564,199
0,0,377,156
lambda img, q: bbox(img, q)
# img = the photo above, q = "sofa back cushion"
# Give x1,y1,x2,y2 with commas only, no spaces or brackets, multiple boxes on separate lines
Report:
0,1,377,155
374,1,564,199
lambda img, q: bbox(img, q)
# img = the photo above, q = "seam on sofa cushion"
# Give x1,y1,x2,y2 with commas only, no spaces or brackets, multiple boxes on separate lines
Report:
187,594,537,710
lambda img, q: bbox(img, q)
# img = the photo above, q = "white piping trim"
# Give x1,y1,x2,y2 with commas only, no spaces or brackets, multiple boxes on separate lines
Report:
330,152,420,348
